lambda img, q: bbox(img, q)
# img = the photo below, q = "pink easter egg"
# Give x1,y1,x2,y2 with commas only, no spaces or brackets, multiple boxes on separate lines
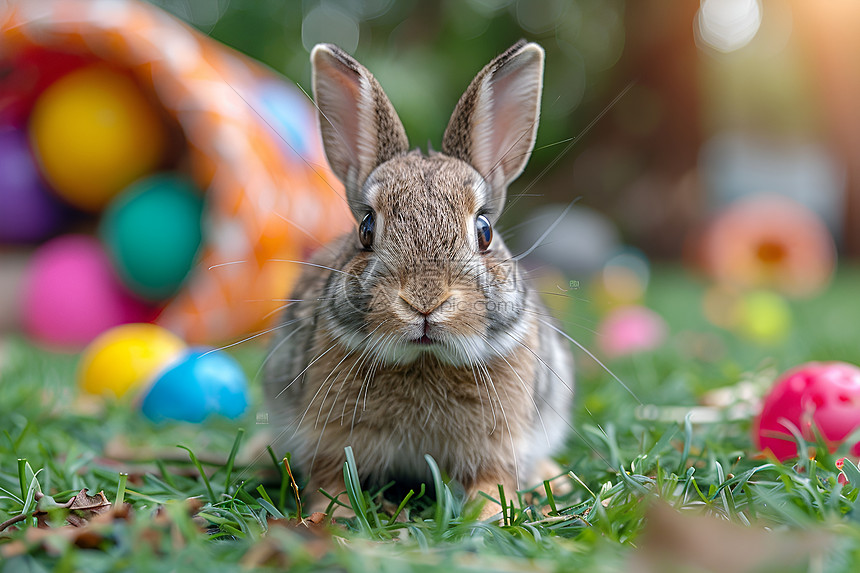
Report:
22,235,158,349
598,305,668,358
755,362,860,461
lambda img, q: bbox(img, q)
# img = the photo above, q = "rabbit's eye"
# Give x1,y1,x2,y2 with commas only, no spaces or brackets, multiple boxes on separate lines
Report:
476,214,492,252
359,212,375,249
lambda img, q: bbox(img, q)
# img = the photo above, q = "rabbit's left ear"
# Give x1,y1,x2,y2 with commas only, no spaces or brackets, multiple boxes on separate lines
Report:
442,41,544,215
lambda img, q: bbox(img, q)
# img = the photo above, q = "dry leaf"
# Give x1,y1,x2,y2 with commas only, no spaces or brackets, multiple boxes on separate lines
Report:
0,505,131,558
241,512,333,568
63,489,112,527
630,501,831,573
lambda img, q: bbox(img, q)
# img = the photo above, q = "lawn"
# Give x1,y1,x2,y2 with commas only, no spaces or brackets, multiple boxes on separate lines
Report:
3,265,860,572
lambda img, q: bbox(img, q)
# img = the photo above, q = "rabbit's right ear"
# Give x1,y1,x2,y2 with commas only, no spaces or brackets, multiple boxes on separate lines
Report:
311,44,409,213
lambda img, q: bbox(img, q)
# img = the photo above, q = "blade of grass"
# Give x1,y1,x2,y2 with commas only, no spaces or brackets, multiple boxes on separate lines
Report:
677,414,693,475
543,480,557,516
283,453,302,518
223,428,245,494
178,445,216,504
155,459,177,490
343,446,373,537
386,488,417,526
498,484,509,526
115,473,128,507
257,495,285,520
425,454,453,531
17,459,27,503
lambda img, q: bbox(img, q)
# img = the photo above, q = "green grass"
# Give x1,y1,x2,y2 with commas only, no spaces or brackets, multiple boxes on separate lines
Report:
3,265,860,571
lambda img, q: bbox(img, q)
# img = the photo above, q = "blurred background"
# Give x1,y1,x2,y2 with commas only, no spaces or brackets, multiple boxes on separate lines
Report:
145,0,860,258
2,0,859,364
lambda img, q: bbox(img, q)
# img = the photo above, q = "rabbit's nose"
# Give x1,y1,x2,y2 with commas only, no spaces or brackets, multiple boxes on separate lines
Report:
399,291,450,316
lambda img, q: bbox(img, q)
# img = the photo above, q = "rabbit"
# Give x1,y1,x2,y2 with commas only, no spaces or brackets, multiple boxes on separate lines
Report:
263,40,574,519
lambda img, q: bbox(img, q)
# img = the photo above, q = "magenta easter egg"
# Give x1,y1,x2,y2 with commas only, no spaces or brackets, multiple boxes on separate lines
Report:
22,235,157,349
0,128,68,243
755,362,860,461
597,305,668,358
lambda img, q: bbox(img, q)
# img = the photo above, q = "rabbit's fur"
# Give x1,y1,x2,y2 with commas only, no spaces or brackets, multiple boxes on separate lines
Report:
263,41,574,517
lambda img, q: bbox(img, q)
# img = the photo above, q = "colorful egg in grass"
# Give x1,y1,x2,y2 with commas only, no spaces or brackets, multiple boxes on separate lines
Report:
735,290,792,345
255,79,317,158
29,65,168,211
140,348,249,423
755,362,860,461
0,128,68,243
21,235,156,348
100,174,204,302
77,323,186,398
597,305,668,358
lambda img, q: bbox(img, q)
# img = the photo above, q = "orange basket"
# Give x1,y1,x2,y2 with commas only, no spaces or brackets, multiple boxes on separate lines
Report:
0,0,351,343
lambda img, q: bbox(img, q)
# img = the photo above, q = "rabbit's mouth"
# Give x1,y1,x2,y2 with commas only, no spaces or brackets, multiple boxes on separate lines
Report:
413,319,436,345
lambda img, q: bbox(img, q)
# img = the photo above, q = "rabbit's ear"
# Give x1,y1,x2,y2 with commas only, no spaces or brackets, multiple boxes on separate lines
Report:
442,41,544,215
311,44,409,211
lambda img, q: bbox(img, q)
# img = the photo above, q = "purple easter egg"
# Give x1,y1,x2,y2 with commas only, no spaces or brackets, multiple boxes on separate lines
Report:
0,127,68,243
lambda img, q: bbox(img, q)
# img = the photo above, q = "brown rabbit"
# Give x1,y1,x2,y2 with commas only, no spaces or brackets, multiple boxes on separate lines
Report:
263,41,574,519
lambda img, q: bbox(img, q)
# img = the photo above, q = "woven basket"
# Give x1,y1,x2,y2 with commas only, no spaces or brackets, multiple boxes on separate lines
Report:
1,0,351,343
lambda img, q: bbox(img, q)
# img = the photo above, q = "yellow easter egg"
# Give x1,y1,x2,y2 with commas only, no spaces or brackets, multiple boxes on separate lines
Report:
77,323,186,398
736,290,792,345
29,66,168,211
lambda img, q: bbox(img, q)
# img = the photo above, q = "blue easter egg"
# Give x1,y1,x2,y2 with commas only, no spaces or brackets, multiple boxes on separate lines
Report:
256,80,315,158
141,348,248,423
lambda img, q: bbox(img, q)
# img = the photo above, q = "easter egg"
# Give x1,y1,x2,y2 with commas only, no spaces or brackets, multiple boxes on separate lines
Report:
255,80,317,158
21,235,156,349
29,65,168,211
0,128,68,243
100,174,204,301
735,290,791,345
755,362,860,461
597,305,668,358
77,323,186,398
140,349,249,423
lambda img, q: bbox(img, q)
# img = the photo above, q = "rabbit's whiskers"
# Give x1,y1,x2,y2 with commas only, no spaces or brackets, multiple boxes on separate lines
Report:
201,315,311,357
273,211,353,257
460,332,520,488
311,323,391,429
269,259,361,278
294,322,389,430
308,329,394,475
254,314,317,383
497,80,637,220
457,334,497,432
275,339,339,399
538,317,641,404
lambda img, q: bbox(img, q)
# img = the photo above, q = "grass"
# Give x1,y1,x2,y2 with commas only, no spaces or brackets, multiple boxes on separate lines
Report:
3,265,860,571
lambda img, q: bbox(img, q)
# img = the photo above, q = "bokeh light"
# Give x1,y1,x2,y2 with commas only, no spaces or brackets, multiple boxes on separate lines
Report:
301,4,360,54
696,0,763,53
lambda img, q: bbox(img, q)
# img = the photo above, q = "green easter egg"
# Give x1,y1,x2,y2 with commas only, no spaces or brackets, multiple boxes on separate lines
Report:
101,174,204,302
